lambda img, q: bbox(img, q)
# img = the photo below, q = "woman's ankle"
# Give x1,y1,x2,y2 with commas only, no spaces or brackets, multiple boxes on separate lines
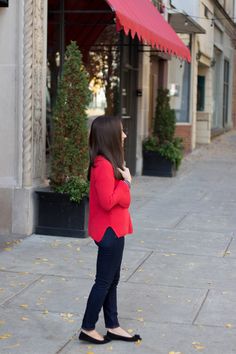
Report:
81,328,95,333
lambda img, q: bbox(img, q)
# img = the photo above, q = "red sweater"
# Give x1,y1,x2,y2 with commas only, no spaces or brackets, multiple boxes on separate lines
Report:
88,155,133,241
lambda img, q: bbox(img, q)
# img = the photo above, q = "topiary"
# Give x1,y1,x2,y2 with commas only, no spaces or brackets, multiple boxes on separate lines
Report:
153,88,176,144
143,88,183,170
50,41,91,202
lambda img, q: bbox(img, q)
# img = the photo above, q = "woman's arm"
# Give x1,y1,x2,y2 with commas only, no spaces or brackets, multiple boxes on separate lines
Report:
94,159,131,211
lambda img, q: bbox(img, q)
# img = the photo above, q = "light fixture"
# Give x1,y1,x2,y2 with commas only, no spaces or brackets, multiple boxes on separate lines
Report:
196,50,202,62
210,58,216,67
160,3,165,14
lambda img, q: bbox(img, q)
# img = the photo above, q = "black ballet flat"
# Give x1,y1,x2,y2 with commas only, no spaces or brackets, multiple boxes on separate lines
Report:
106,331,142,342
79,331,111,344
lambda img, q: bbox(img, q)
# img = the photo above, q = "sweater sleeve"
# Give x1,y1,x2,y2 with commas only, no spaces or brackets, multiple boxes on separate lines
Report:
94,159,131,211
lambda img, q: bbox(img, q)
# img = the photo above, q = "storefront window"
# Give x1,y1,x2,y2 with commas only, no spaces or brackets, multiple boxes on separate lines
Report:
168,34,191,123
85,25,120,120
47,0,137,173
197,75,205,111
47,0,121,150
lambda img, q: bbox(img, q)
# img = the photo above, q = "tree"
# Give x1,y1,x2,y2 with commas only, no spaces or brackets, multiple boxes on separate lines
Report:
50,41,91,202
153,88,176,144
143,88,183,170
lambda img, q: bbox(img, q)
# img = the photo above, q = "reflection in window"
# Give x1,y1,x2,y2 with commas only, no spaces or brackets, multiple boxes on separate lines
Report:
85,25,120,120
168,34,191,123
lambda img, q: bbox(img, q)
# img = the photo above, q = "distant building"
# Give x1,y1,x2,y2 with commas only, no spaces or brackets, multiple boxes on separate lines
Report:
167,0,236,147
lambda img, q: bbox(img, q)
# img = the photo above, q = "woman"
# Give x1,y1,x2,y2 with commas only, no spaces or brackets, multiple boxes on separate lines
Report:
79,116,141,345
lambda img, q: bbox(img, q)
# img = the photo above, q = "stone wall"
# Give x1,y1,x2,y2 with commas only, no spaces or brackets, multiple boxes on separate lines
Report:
0,0,47,235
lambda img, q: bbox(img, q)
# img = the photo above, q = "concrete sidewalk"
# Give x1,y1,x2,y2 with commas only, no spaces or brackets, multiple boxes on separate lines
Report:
0,131,236,354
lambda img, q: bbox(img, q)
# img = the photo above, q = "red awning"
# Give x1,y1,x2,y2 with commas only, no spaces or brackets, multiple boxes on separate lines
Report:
106,0,191,62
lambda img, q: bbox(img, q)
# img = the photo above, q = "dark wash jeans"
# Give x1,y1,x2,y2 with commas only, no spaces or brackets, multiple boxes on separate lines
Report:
81,227,125,330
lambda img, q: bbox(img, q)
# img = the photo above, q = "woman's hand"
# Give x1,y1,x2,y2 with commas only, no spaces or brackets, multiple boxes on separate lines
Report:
117,167,132,184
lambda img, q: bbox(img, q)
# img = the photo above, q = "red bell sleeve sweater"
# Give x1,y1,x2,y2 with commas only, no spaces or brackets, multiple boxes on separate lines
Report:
88,155,133,242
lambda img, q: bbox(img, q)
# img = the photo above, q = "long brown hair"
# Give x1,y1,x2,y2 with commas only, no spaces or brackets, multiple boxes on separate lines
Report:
88,116,124,180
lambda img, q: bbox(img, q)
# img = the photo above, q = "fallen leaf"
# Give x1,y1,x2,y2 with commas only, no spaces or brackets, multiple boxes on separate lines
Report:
3,248,12,252
43,309,49,314
21,317,29,321
137,317,144,322
20,304,28,308
135,339,142,346
0,333,12,340
192,341,205,350
2,343,20,349
60,313,74,322
127,328,134,333
225,323,233,328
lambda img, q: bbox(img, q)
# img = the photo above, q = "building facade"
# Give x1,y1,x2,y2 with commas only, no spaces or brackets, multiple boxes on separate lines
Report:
0,1,47,236
167,0,236,147
0,0,190,236
0,0,235,236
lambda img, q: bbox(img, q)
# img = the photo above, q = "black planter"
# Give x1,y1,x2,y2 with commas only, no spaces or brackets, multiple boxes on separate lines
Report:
35,189,88,238
142,150,176,177
0,0,8,7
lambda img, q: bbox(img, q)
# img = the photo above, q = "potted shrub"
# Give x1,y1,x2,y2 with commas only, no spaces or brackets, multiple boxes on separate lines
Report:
35,42,91,237
142,88,183,177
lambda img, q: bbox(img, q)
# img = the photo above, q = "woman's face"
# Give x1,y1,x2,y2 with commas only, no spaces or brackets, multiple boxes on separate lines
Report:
121,125,127,147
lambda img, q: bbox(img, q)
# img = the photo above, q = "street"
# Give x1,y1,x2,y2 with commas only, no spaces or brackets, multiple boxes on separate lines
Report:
0,130,236,354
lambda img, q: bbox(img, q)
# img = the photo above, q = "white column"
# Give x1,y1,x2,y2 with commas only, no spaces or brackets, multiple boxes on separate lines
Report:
12,0,47,235
136,47,151,175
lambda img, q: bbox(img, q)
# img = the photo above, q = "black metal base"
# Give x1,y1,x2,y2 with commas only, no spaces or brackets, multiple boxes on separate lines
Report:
142,150,176,177
0,0,8,7
35,189,88,238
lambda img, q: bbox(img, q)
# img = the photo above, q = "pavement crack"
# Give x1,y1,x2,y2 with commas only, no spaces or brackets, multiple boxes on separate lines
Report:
223,236,233,257
56,336,75,353
125,251,153,282
0,274,44,307
192,289,210,325
172,212,190,229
